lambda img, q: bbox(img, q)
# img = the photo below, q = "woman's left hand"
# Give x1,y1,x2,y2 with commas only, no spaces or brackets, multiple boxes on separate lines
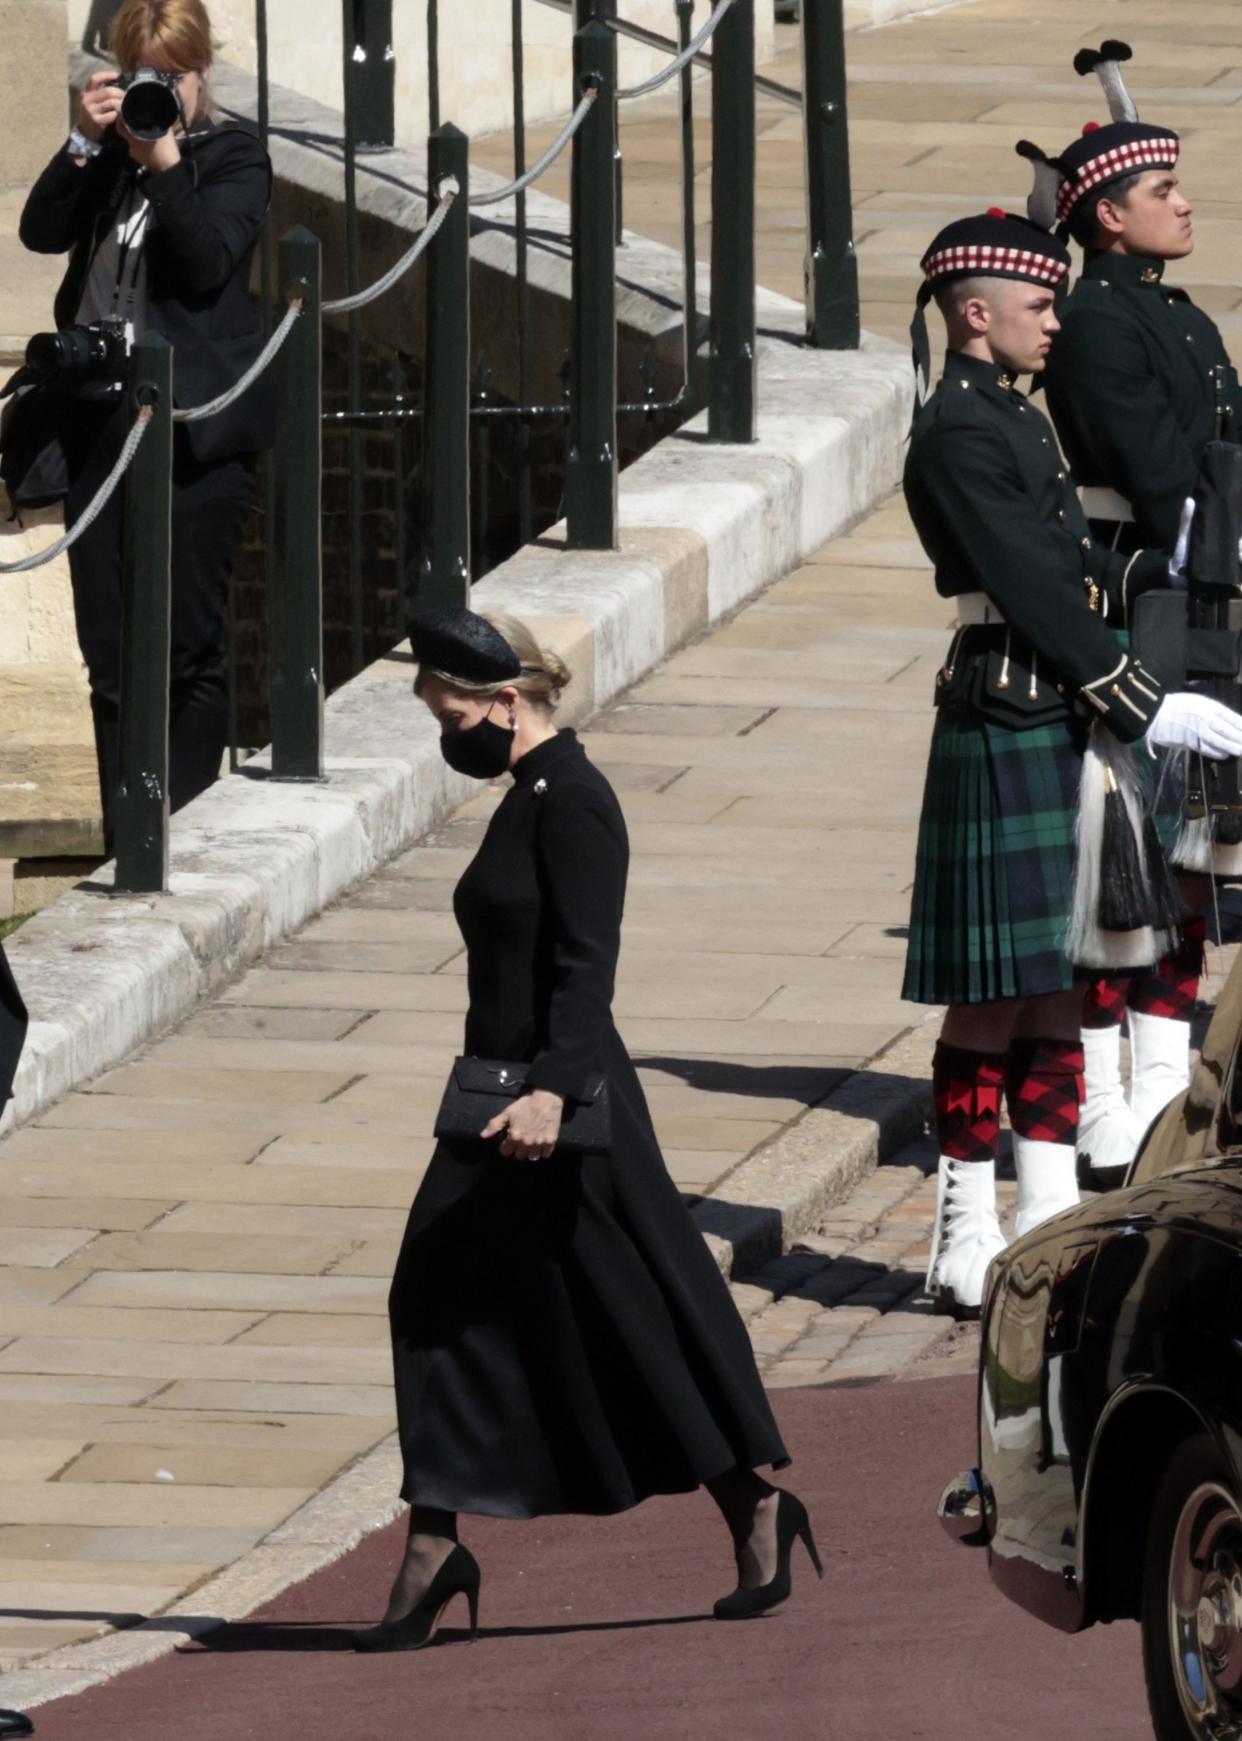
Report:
482,1089,564,1161
118,119,181,175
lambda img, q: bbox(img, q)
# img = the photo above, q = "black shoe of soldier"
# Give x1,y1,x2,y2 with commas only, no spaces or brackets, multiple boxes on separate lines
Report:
0,1711,33,1737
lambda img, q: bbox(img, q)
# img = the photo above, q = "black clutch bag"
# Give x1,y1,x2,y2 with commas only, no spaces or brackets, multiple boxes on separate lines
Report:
434,1056,612,1156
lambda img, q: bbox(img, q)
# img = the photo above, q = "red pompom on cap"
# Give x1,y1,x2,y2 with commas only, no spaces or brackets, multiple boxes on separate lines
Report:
1082,120,1102,134
986,206,1006,219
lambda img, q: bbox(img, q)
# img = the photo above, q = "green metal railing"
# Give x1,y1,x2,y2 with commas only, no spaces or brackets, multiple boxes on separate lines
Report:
96,0,859,893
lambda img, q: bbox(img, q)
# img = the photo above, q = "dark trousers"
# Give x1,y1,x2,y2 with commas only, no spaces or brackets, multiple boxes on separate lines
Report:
65,406,254,841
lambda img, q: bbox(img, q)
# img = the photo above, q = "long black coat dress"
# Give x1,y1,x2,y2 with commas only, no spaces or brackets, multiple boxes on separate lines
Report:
389,729,788,1519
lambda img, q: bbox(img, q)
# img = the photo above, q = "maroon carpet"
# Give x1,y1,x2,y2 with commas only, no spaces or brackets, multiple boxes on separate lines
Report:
26,1378,1150,1741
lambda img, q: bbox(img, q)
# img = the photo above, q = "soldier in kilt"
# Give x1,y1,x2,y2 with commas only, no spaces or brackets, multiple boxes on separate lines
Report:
1030,43,1240,1183
903,208,1242,1317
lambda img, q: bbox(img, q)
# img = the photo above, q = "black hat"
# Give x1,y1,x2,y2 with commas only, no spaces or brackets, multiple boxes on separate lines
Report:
910,210,1071,400
407,605,521,684
1055,120,1179,225
1028,43,1179,227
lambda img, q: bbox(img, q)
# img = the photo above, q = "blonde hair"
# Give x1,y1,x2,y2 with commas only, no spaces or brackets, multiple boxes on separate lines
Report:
414,612,573,712
110,0,214,81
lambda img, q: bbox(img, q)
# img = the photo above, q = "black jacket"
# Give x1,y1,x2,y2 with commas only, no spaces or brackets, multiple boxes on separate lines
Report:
1044,251,1240,551
19,120,274,463
905,351,1169,744
455,729,627,1104
0,941,28,1107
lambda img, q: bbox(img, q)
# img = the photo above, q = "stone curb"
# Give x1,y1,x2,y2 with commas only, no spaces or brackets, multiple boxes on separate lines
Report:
694,1012,940,1277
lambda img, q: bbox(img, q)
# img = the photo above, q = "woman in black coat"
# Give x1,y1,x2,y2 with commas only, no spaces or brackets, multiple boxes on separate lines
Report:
358,607,820,1652
16,0,273,830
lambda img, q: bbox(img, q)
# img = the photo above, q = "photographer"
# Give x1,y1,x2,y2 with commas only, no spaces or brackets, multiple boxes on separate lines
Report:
15,0,273,832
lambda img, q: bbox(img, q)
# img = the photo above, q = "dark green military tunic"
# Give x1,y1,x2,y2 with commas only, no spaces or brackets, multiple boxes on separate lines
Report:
903,351,1168,1006
1044,252,1240,553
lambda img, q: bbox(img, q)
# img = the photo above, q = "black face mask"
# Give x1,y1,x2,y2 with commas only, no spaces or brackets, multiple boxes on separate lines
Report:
439,702,515,780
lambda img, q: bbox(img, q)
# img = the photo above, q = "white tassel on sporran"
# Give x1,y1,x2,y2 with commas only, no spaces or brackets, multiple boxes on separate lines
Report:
1066,724,1179,969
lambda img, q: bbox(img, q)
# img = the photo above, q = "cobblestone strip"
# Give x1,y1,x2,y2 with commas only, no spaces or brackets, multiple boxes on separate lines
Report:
732,1136,1010,1389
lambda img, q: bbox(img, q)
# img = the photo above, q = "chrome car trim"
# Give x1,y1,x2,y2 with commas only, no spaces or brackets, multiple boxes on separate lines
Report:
938,1469,994,1547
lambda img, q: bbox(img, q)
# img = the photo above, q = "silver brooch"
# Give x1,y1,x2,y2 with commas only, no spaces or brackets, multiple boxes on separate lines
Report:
533,778,548,795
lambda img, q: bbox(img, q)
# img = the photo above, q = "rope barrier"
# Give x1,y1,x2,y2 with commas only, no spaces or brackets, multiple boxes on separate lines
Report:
172,298,303,423
323,182,458,313
0,175,460,572
616,0,734,101
468,88,598,207
0,405,151,573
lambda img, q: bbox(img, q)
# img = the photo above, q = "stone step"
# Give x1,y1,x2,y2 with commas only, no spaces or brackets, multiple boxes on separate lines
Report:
0,663,101,861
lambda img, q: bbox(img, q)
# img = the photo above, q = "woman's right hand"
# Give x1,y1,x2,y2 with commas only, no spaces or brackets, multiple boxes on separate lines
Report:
78,70,125,143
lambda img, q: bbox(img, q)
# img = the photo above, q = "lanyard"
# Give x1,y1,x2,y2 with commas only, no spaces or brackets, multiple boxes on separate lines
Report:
107,181,147,321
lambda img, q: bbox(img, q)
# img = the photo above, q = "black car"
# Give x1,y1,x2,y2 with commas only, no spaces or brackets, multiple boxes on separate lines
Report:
939,961,1242,1740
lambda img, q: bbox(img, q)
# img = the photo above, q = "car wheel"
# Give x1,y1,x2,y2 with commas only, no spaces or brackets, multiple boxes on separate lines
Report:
1143,1433,1242,1739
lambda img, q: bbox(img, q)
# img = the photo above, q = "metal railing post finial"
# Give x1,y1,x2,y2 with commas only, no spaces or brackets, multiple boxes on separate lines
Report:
421,124,472,607
271,225,325,781
566,21,619,550
708,0,756,443
802,0,860,349
114,334,173,894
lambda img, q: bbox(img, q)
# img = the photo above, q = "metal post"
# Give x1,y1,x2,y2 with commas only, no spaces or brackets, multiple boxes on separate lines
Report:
676,0,698,394
427,0,440,132
708,0,756,443
114,334,173,895
566,22,618,550
801,0,859,348
347,0,395,150
271,227,324,780
574,0,622,241
341,0,365,677
421,126,471,607
510,0,533,545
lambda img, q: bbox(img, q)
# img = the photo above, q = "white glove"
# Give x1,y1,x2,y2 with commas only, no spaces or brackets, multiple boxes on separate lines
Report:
1169,496,1194,589
1148,691,1242,759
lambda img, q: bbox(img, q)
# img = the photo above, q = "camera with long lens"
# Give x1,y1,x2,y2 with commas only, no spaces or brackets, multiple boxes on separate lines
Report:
22,318,129,402
117,67,184,142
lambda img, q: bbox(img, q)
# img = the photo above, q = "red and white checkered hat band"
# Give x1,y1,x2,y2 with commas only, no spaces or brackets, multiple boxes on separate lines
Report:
1057,137,1180,220
922,243,1070,286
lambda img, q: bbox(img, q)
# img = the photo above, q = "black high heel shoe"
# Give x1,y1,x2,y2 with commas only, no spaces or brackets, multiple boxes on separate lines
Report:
352,1543,481,1652
713,1490,823,1620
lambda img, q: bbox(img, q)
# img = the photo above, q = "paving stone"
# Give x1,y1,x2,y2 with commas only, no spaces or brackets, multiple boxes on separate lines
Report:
67,1231,359,1276
59,1443,362,1492
0,1305,264,1344
0,1228,98,1267
0,1523,267,1565
0,1337,392,1388
174,1006,374,1041
0,1440,86,1481
231,1312,389,1347
147,1381,395,1418
63,1270,390,1315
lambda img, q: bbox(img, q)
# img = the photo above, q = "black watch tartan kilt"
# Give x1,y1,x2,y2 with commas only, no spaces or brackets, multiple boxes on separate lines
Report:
903,710,1086,1006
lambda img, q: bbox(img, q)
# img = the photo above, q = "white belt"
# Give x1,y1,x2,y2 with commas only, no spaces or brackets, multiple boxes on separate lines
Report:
1080,485,1134,524
955,592,1005,627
